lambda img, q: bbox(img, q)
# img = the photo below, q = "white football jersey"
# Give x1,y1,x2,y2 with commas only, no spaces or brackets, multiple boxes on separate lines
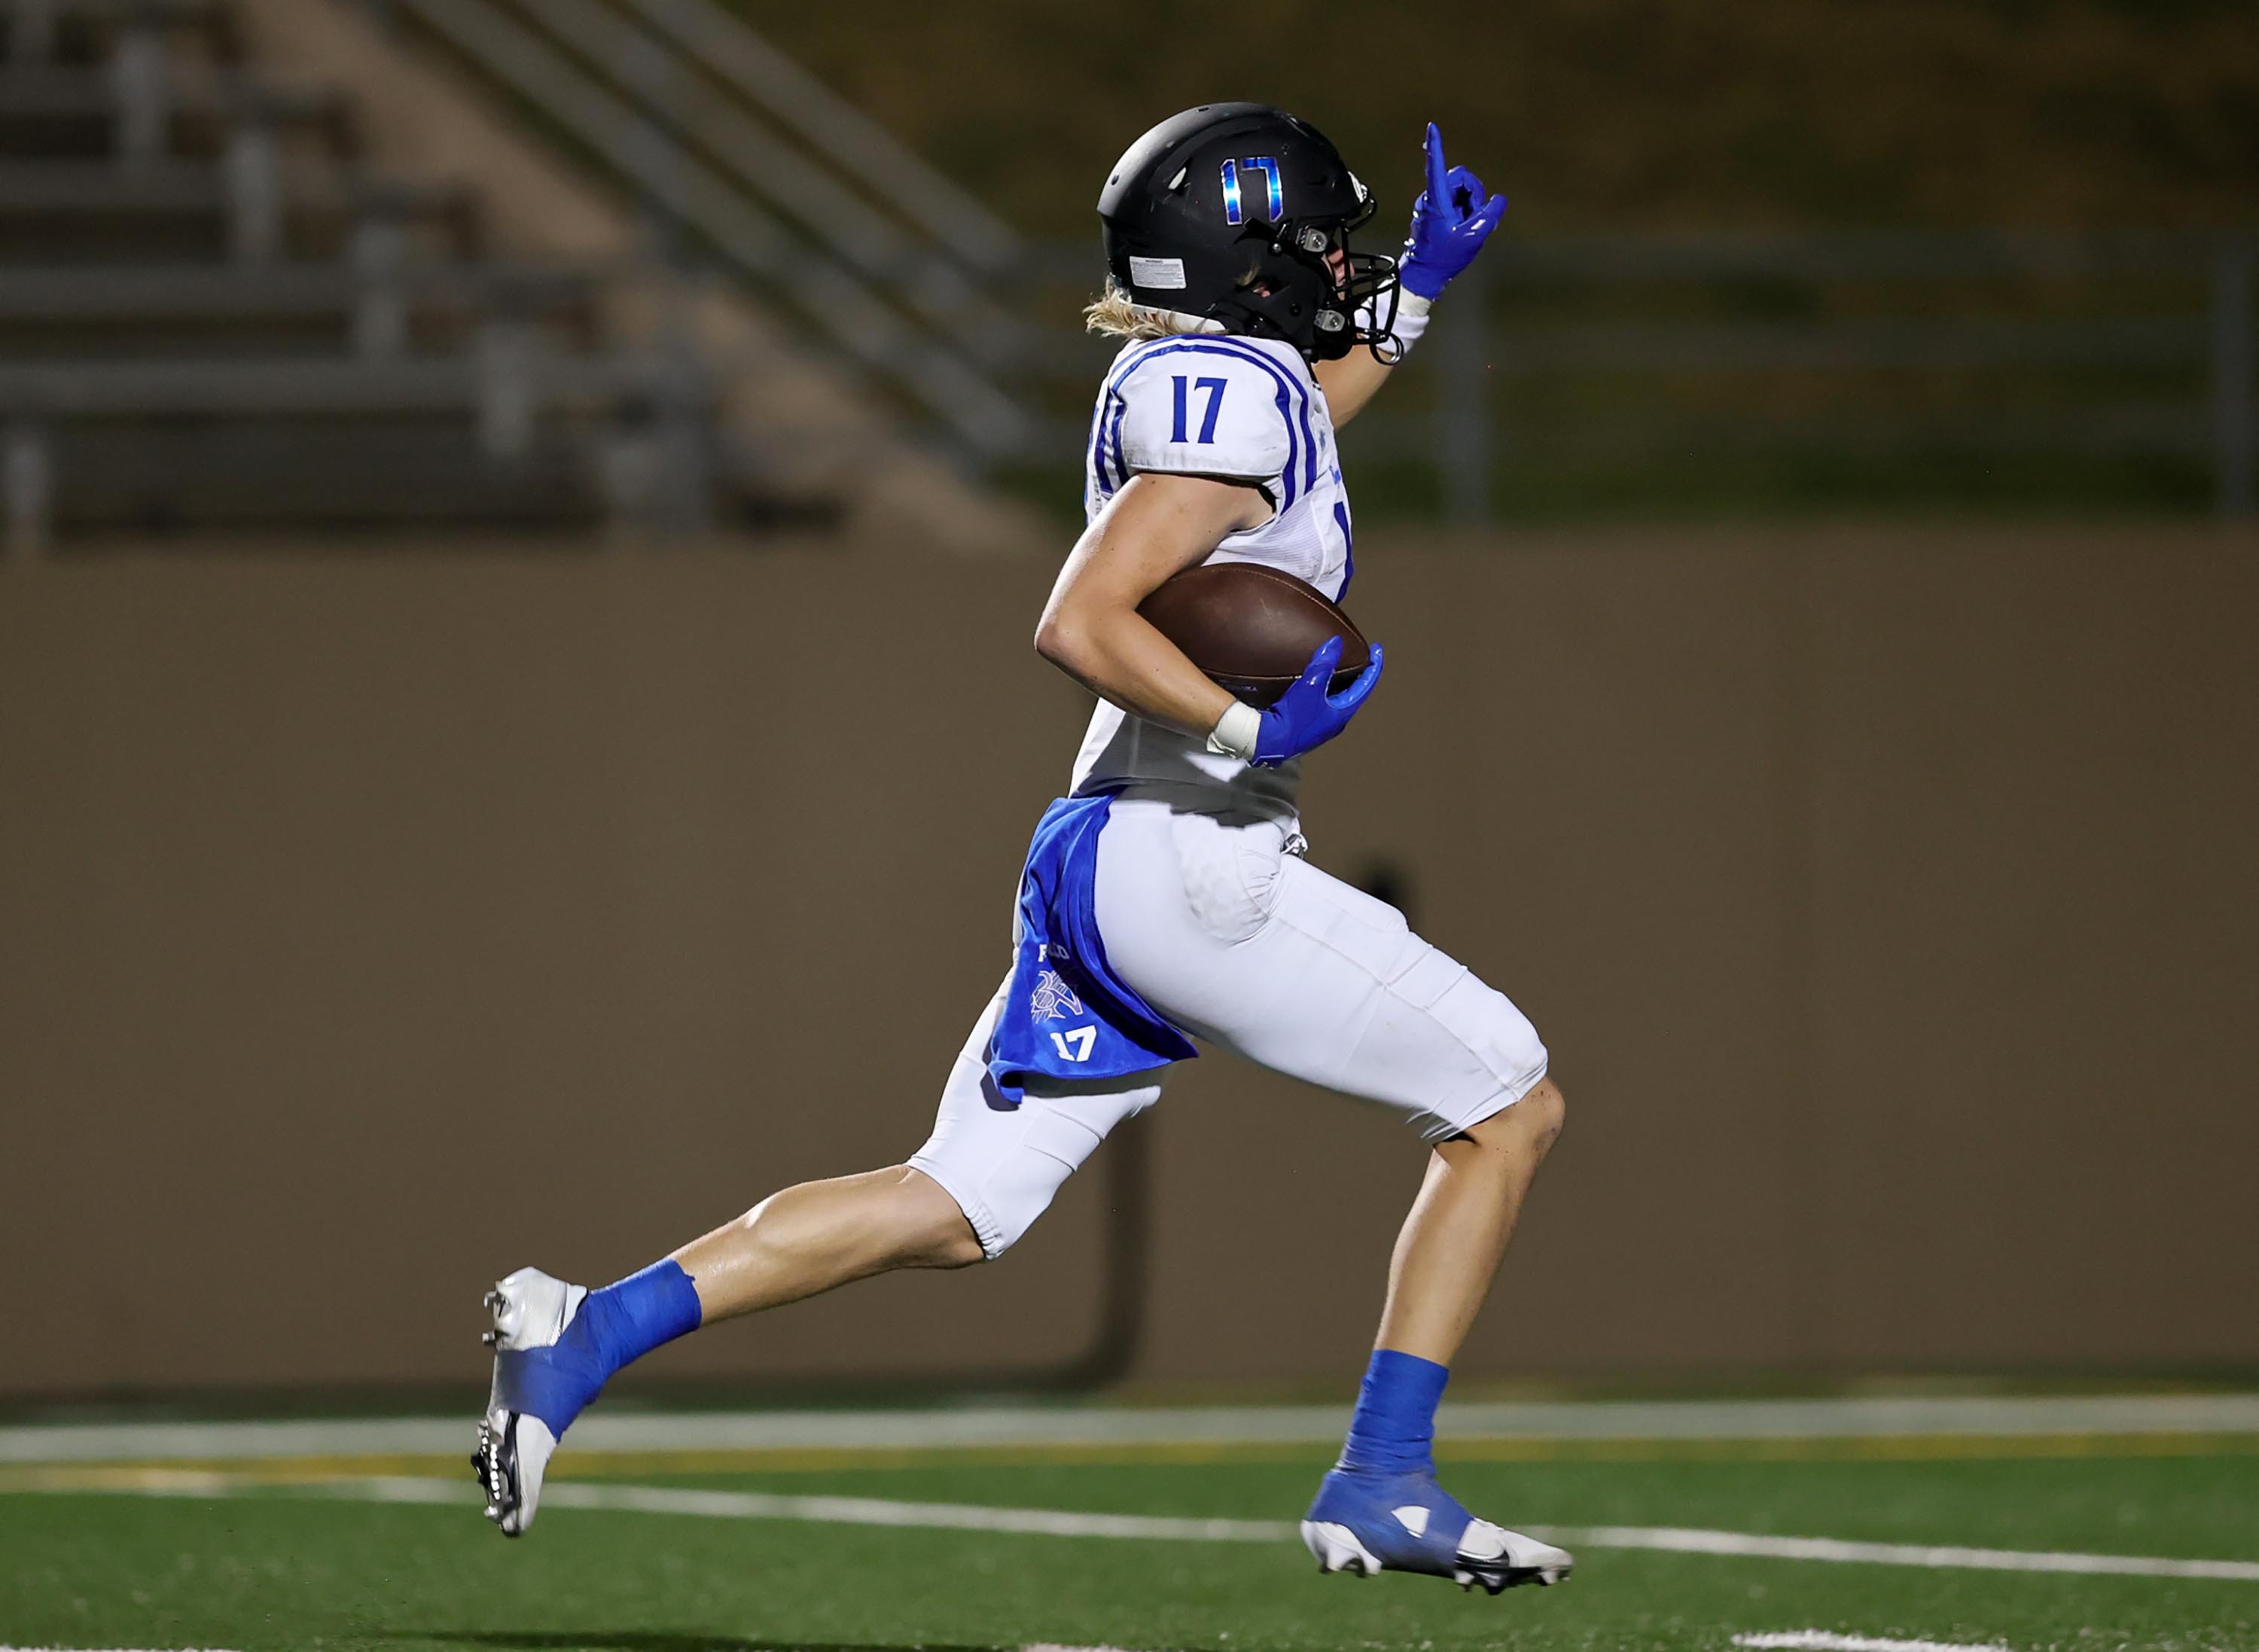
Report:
1069,330,1355,817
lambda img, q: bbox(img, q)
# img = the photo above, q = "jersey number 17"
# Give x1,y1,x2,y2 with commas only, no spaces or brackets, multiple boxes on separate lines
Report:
1171,375,1227,445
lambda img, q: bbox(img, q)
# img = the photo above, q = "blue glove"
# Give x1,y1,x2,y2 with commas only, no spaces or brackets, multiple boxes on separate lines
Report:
1397,123,1508,300
1253,636,1386,767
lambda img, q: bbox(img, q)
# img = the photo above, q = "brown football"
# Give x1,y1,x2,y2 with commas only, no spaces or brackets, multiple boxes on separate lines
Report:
1138,562,1369,709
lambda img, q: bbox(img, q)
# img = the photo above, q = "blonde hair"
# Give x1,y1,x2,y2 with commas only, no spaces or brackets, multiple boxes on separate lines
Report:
1082,278,1209,341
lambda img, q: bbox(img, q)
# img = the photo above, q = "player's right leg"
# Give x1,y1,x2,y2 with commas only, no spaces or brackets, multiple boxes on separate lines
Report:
477,978,1162,1535
1299,1088,1570,1591
1090,797,1572,1593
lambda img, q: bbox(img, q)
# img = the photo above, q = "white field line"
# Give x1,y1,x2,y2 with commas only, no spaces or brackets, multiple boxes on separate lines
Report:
45,1468,2259,1583
1736,1635,2011,1652
6,1393,2259,1465
1575,1524,2259,1583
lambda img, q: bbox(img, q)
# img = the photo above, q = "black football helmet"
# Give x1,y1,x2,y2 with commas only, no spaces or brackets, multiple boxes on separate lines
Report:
1097,103,1400,361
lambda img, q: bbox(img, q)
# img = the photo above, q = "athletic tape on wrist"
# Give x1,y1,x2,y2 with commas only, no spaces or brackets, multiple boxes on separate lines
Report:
1207,700,1261,760
1360,290,1431,357
1392,290,1432,351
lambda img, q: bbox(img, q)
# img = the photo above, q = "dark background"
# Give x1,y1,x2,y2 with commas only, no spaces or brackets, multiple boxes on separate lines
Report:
2,0,2257,1405
758,0,2259,234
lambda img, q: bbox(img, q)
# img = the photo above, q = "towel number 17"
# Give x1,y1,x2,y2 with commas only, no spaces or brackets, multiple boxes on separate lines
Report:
1050,1026,1096,1062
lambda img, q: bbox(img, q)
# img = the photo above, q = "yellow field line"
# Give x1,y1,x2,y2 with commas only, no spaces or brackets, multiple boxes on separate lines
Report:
2,1429,2254,1494
1443,1431,2259,1464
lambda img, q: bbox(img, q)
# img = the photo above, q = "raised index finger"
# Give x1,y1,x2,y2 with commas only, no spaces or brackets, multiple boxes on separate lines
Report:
1424,122,1449,209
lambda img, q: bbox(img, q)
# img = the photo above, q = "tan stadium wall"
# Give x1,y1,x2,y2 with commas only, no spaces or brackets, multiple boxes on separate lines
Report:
2,523,2255,1399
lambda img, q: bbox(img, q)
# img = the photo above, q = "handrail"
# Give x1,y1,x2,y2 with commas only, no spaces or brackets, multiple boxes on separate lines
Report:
390,0,1030,456
614,0,1020,274
1482,227,2259,282
1008,227,2256,519
514,0,1025,365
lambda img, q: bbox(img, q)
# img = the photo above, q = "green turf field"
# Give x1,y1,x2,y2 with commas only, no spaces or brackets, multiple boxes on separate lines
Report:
5,1441,2258,1652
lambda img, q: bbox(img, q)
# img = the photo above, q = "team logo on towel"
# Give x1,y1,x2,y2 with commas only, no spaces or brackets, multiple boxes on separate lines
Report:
1031,968,1085,1023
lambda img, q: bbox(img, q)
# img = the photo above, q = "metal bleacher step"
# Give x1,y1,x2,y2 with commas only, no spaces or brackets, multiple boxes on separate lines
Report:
0,0,233,68
0,66,352,159
35,417,839,535
0,259,605,355
0,348,694,417
0,158,477,261
0,0,861,545
49,418,609,529
0,348,840,543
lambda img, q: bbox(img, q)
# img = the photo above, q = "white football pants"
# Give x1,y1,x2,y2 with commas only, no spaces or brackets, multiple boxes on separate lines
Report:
909,795,1548,1258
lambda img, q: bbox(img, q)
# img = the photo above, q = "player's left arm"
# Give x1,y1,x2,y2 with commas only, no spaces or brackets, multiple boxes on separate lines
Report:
1315,123,1507,426
1310,335,1397,425
1035,473,1269,739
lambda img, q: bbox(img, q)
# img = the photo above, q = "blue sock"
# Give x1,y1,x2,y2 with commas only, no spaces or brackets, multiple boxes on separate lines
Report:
1336,1348,1450,1476
574,1258,704,1378
505,1259,703,1434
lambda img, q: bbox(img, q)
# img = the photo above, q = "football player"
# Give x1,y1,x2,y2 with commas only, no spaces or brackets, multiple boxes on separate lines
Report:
477,105,1571,1596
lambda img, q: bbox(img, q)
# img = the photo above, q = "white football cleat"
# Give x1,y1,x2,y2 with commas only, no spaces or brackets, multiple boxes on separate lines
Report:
1303,1519,1384,1576
1303,1513,1574,1593
1451,1518,1576,1592
1303,1466,1575,1593
470,1266,588,1538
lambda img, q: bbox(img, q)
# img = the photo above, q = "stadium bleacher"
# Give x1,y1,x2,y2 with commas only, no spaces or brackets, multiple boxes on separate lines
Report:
0,0,834,550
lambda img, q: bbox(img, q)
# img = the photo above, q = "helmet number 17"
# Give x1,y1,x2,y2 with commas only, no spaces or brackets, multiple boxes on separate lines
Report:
1220,156,1283,226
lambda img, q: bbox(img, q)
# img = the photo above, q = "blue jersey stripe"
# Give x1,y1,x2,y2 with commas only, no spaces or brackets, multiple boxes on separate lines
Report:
1084,395,1112,504
1093,340,1157,498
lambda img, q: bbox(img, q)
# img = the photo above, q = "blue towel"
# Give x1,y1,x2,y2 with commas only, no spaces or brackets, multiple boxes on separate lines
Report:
984,793,1197,1106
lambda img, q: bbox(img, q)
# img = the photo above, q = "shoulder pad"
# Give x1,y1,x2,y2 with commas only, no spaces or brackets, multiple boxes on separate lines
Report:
1107,340,1309,496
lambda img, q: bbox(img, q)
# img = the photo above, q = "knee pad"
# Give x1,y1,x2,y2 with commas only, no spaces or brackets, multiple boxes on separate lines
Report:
1389,950,1549,1142
913,1082,1160,1260
1457,977,1548,1099
977,1099,1111,1256
1395,949,1547,1091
